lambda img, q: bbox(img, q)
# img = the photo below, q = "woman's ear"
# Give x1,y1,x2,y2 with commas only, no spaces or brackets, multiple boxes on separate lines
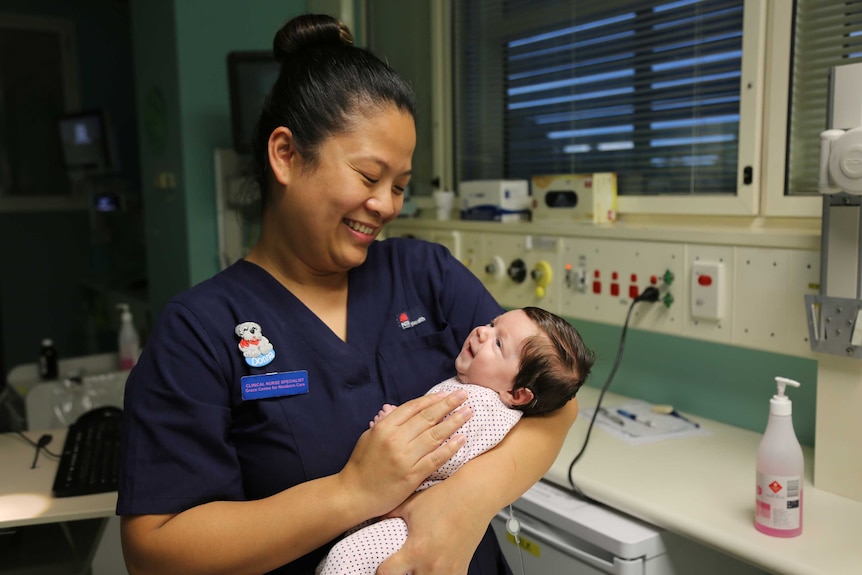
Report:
509,387,535,407
268,126,296,186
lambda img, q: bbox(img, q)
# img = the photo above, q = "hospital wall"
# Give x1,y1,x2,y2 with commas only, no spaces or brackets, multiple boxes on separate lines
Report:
129,0,309,316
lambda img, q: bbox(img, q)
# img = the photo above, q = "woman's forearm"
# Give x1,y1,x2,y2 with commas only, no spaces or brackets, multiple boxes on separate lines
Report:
122,473,372,575
122,390,473,575
439,397,578,515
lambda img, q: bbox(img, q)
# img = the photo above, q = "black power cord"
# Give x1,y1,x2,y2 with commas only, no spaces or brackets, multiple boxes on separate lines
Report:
567,286,660,495
15,431,60,468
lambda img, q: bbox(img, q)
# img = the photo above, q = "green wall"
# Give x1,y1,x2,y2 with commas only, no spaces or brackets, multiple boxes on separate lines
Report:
130,0,307,315
174,1,307,288
564,319,818,446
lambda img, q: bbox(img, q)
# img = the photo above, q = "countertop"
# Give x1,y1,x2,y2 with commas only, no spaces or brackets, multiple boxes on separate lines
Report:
0,428,116,528
545,386,862,575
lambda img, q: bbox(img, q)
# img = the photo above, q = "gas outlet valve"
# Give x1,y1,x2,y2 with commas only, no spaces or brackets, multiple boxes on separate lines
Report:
485,256,506,280
531,260,553,298
507,259,527,283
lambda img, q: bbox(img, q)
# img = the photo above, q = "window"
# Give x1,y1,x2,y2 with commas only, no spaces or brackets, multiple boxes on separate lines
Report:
787,1,862,196
0,14,80,210
452,0,766,215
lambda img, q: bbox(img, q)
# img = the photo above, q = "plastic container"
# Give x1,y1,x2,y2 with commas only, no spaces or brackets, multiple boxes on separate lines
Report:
755,376,803,537
52,375,93,426
38,338,59,380
117,303,141,370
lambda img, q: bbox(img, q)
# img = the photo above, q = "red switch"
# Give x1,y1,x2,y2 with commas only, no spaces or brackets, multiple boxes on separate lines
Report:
610,283,620,296
698,274,713,287
629,285,639,299
593,281,602,294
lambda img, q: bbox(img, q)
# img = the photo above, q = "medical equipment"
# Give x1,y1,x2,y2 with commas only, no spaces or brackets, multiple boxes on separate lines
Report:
493,480,768,575
807,61,862,357
531,173,617,224
459,179,531,222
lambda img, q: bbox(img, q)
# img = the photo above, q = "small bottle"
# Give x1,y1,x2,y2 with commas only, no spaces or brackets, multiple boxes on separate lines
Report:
755,376,803,537
38,338,59,380
117,303,141,370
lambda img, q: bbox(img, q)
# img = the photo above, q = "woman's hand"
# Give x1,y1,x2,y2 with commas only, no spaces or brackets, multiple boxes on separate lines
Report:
338,389,473,519
375,486,484,575
376,398,580,575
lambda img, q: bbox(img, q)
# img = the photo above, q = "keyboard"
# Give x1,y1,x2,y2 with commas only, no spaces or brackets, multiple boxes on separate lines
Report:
52,406,123,497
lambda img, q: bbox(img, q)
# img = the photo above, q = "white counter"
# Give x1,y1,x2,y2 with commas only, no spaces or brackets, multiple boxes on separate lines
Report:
545,386,862,575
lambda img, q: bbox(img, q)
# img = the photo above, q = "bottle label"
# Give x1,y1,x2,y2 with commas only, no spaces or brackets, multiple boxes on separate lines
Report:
755,472,802,530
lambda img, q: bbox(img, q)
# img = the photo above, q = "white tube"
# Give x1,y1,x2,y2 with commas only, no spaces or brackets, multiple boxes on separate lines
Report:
820,129,845,194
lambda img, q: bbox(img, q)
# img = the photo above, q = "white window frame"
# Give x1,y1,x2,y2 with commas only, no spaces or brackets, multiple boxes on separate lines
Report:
759,0,821,217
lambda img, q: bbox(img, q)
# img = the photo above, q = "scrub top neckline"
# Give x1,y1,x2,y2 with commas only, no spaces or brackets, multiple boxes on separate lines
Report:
233,258,372,350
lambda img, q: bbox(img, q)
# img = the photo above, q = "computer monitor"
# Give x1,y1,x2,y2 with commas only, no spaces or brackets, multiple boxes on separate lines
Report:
57,110,111,173
227,51,280,155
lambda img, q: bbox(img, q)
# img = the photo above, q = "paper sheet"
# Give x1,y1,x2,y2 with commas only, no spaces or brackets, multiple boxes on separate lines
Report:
580,400,712,445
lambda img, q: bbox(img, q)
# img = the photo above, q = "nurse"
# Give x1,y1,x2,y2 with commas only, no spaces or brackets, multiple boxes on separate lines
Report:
118,12,579,575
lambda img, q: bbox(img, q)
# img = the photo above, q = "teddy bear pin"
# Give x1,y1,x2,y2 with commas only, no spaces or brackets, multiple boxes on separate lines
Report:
235,321,276,367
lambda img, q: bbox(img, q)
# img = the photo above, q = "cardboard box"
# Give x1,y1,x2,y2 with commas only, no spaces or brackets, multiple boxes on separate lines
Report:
531,173,617,223
459,180,530,222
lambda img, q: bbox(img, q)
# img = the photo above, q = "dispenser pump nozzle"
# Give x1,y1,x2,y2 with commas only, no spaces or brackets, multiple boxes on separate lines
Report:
775,376,800,397
771,376,801,416
117,303,131,321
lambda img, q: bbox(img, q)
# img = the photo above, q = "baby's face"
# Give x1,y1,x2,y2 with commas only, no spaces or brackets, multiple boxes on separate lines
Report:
455,309,539,400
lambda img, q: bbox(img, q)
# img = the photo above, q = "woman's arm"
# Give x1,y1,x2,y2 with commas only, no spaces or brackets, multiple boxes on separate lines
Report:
377,397,579,575
122,390,473,575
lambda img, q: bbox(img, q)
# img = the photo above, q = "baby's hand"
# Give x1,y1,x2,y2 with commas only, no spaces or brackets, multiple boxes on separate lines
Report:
369,403,398,428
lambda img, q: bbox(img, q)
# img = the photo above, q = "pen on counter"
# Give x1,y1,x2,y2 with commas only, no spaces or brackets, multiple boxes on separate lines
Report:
598,407,627,426
616,408,655,427
651,404,701,428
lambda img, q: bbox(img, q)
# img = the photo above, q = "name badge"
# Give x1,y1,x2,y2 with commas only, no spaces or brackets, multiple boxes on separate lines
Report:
241,370,309,401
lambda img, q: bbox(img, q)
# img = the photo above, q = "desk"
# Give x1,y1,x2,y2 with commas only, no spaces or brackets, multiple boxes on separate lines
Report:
0,428,116,574
547,386,862,575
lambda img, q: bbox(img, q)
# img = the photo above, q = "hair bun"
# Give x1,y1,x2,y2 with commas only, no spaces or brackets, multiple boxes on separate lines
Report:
273,13,354,63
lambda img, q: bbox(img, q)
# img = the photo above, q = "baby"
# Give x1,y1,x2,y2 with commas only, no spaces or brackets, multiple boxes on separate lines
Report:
316,306,595,575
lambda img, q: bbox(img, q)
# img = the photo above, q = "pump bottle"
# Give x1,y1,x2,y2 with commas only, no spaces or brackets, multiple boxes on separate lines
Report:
117,303,141,370
755,376,803,537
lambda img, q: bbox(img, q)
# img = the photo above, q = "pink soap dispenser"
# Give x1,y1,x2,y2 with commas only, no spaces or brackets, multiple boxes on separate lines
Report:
755,376,803,537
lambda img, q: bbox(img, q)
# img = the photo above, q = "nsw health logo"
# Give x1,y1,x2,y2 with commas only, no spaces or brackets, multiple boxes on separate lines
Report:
398,309,426,330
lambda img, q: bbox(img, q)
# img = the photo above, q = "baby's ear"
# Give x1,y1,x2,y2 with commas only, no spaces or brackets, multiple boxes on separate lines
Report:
509,387,534,407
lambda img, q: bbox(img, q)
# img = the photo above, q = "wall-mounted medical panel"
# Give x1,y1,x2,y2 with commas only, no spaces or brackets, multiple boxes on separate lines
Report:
559,237,686,337
383,220,821,358
478,232,562,315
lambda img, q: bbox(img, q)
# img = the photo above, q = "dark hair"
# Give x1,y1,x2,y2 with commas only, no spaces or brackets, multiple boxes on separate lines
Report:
512,307,595,416
251,13,417,209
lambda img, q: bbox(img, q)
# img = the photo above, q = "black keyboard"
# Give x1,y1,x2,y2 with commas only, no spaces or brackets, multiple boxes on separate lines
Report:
52,406,123,497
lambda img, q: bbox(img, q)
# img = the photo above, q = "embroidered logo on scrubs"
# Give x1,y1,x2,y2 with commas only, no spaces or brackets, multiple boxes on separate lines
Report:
397,307,427,330
235,321,276,367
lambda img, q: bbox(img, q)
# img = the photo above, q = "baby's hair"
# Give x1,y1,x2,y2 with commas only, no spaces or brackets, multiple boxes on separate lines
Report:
512,307,595,416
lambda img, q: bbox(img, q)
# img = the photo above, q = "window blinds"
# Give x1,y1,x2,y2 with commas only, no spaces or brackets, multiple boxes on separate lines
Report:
787,0,862,196
454,0,744,196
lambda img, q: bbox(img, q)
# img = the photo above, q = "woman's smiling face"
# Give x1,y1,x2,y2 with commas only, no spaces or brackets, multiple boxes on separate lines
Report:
276,105,415,275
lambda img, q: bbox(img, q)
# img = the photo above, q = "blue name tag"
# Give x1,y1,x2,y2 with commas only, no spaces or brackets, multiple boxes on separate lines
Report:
241,370,309,400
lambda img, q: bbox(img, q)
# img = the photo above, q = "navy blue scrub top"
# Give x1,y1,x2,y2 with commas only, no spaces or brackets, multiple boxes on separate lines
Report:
118,238,511,574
